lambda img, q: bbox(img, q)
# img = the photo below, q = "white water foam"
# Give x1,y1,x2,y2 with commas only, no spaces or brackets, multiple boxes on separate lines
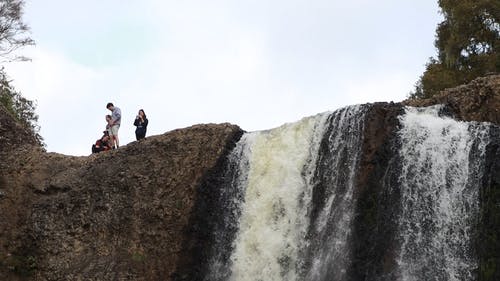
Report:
205,132,256,281
228,113,330,281
397,105,490,281
305,104,368,281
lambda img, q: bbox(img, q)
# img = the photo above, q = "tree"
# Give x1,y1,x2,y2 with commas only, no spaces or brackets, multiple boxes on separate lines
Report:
0,0,35,62
0,0,42,145
411,0,499,99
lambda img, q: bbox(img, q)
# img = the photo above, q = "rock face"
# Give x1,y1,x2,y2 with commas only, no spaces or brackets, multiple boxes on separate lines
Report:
404,74,500,124
349,103,404,280
479,126,500,281
0,107,243,280
0,74,499,281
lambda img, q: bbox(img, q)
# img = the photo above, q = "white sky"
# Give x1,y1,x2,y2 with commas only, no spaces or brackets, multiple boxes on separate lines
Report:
5,0,442,156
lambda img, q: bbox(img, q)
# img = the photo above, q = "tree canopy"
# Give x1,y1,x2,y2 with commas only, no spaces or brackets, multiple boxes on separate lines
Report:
412,0,499,99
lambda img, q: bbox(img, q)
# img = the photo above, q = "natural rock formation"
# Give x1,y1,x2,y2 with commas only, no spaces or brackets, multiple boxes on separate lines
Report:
0,106,243,280
0,74,499,280
479,126,500,281
350,103,404,279
404,74,500,125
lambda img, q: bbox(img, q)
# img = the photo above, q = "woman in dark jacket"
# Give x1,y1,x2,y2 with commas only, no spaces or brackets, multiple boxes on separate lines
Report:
133,109,148,140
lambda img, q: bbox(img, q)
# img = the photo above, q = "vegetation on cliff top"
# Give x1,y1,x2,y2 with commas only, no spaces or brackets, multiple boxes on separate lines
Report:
0,69,42,145
411,0,500,99
0,0,41,145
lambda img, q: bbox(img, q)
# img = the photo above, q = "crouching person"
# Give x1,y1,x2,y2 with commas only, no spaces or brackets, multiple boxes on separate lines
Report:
92,131,113,153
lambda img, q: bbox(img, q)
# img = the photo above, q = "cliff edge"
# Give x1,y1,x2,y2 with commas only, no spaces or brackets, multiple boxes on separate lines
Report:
404,74,500,125
0,74,499,280
0,106,243,280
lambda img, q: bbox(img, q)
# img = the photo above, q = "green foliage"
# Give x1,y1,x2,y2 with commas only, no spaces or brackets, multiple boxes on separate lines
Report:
0,68,43,146
0,0,42,146
411,0,499,99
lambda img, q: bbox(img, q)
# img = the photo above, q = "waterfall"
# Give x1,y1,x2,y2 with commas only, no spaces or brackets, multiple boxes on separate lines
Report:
228,112,330,281
396,106,490,281
200,103,494,281
204,105,368,281
204,133,255,281
302,105,368,281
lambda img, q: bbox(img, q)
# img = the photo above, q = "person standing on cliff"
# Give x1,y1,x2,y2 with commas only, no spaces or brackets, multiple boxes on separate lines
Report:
105,114,112,135
106,102,121,149
133,109,148,140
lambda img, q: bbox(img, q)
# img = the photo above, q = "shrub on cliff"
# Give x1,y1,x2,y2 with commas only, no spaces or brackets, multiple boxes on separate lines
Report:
0,69,43,146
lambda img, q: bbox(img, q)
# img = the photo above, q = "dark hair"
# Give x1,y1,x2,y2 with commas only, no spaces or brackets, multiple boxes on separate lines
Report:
139,109,146,119
106,102,114,109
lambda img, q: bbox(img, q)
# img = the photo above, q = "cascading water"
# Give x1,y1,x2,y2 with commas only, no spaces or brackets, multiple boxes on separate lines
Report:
198,104,494,281
396,106,490,281
302,105,368,281
204,133,255,281
228,112,330,281
204,105,368,281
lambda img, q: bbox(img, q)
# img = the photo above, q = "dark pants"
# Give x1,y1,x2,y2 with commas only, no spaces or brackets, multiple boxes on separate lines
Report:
135,128,146,140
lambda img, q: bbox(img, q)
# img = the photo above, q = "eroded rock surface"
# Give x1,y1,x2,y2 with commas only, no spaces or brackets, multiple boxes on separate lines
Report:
0,109,243,280
404,74,500,125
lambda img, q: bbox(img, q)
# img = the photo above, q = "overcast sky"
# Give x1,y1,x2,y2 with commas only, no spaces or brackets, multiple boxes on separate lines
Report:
5,0,442,156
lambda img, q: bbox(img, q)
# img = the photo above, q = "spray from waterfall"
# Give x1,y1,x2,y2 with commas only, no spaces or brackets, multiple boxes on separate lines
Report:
201,104,493,281
396,106,490,281
228,113,330,281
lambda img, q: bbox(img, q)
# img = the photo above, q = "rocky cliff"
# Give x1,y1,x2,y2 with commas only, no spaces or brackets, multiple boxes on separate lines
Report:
0,74,499,280
0,105,243,280
403,74,500,124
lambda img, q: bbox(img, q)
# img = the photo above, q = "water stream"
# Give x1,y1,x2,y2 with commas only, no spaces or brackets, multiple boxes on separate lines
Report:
202,104,493,281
